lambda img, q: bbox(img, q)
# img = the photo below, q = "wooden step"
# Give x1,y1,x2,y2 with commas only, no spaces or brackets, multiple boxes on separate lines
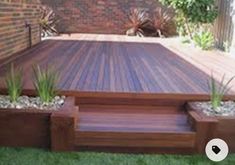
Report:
75,105,196,149
75,131,195,148
76,96,188,107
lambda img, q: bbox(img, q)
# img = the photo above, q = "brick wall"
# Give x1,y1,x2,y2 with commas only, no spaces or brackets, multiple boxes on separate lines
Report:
0,0,41,59
41,0,166,34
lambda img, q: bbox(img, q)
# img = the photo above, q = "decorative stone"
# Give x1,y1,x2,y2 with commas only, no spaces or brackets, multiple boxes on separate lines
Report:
0,95,66,111
193,101,235,116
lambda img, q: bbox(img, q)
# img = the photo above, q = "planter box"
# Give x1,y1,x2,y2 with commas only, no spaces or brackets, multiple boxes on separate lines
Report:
187,102,235,153
0,97,78,151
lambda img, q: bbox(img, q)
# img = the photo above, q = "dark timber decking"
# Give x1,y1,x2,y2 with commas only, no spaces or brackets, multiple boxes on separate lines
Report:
1,39,234,153
0,40,210,94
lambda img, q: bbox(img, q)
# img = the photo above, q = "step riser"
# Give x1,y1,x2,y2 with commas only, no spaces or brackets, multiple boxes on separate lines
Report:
79,105,185,115
75,132,196,148
76,97,187,107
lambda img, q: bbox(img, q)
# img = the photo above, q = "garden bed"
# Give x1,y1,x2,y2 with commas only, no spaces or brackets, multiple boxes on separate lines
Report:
187,102,235,153
0,96,78,151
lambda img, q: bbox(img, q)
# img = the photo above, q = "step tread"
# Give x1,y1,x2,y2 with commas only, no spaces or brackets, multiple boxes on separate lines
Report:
77,105,192,133
75,104,195,148
79,104,185,113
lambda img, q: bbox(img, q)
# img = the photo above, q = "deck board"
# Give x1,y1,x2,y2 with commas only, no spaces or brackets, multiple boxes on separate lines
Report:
0,39,210,94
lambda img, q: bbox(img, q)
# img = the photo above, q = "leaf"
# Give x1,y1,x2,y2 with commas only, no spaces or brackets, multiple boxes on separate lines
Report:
33,65,59,103
5,63,23,102
209,73,235,110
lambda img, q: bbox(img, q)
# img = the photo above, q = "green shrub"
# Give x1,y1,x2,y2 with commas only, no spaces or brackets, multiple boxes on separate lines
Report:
5,64,23,103
159,0,218,38
193,30,214,50
160,0,218,23
175,13,198,37
209,74,235,110
33,65,59,103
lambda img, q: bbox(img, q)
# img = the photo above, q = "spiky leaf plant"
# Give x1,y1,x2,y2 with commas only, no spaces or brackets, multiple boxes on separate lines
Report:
152,8,175,37
209,74,235,110
39,6,59,37
33,65,59,103
5,64,23,103
126,8,152,36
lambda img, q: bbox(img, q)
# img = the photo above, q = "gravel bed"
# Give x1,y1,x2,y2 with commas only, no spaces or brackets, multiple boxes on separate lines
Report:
0,95,66,111
193,101,235,116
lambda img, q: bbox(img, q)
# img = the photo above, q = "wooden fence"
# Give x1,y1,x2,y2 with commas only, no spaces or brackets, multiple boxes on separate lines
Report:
213,0,235,51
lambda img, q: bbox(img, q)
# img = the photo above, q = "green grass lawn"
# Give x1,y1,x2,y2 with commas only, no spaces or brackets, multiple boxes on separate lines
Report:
0,147,234,165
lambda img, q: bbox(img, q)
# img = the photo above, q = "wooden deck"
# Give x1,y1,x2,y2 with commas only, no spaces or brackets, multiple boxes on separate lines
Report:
1,34,235,153
46,33,235,93
0,39,211,94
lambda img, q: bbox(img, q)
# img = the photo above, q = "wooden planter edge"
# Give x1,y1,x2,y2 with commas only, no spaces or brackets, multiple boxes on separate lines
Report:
51,97,79,151
0,96,78,151
186,102,235,153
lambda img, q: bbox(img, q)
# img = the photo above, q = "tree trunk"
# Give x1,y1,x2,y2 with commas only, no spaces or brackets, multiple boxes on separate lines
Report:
185,17,193,39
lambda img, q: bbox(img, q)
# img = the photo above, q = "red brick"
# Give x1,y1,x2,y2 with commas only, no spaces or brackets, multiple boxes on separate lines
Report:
0,0,41,59
40,0,168,34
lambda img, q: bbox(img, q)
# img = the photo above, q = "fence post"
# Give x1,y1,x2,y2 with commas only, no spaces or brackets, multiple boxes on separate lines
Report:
213,0,234,51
